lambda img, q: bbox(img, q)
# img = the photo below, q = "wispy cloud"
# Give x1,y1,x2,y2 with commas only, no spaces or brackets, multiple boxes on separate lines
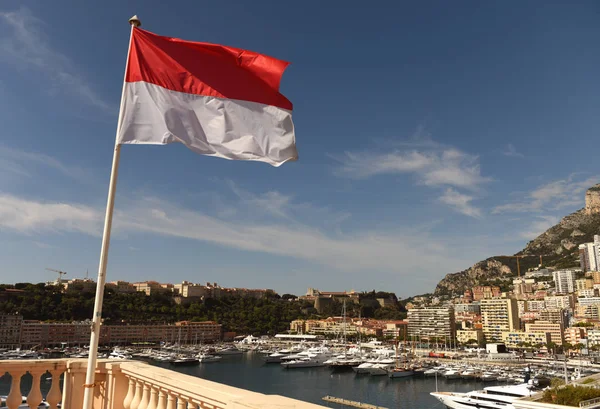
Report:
331,131,489,217
333,147,490,191
503,144,524,158
0,192,471,275
439,188,482,218
0,193,100,235
0,145,85,180
492,175,600,214
227,180,294,220
0,145,92,183
0,7,114,113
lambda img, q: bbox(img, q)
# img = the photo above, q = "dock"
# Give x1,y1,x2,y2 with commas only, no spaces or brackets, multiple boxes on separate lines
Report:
322,396,388,409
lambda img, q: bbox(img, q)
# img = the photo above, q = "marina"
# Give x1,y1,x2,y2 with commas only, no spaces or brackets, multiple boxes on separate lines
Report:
3,343,600,409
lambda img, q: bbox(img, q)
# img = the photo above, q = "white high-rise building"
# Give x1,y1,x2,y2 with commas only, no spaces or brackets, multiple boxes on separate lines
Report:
552,270,577,294
480,298,519,342
579,235,600,272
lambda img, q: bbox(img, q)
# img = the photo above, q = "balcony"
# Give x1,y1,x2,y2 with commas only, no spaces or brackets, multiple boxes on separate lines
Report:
0,359,326,409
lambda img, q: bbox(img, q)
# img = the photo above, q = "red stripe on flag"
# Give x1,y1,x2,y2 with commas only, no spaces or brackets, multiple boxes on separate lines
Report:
126,28,293,110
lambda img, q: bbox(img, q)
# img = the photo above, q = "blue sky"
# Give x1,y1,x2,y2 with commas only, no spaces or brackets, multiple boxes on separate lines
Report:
0,1,598,297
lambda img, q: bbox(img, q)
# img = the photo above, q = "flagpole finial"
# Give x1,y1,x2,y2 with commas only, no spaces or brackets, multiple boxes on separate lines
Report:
129,15,141,27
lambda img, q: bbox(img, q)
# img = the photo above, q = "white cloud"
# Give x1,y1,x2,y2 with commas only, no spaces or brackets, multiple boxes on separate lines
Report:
0,145,86,180
227,180,293,220
0,8,113,113
439,188,482,218
0,192,471,275
333,145,490,191
502,144,524,158
492,175,600,214
0,193,100,235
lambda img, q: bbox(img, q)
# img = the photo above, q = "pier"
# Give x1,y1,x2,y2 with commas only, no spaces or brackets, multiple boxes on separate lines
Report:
322,396,388,409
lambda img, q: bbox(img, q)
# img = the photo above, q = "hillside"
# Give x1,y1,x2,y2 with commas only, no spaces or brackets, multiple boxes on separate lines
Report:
433,184,600,297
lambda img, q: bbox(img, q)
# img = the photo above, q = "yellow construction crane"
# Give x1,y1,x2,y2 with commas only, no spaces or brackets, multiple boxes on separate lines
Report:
498,255,544,278
46,267,67,284
498,255,526,278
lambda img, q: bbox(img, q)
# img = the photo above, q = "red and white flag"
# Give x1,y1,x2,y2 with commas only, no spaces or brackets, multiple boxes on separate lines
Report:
117,28,297,166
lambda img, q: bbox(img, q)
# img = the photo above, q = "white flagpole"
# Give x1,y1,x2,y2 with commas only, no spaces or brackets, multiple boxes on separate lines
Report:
82,15,141,409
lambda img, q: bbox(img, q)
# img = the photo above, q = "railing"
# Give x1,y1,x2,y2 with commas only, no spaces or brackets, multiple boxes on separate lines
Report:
580,397,600,408
0,359,326,409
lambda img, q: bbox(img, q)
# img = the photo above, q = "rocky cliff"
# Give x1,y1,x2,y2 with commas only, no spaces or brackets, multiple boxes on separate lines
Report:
434,184,600,297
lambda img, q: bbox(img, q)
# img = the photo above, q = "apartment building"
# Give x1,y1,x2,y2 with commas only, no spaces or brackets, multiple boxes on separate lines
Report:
545,295,574,310
588,329,600,346
480,298,519,342
454,303,481,314
539,309,566,326
382,321,408,339
456,329,484,345
0,314,23,348
553,270,577,294
2,317,222,348
62,279,97,293
472,286,501,301
576,278,594,292
174,281,211,298
564,327,587,346
501,331,551,348
579,237,600,272
106,281,137,293
133,281,173,296
407,307,455,341
525,321,563,345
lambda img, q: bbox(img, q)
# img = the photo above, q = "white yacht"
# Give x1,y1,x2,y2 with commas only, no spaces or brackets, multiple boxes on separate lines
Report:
387,367,414,378
215,347,243,355
353,362,374,374
460,368,478,380
281,349,333,369
367,361,396,376
264,351,290,363
431,382,541,409
443,368,461,379
197,353,221,363
109,350,132,359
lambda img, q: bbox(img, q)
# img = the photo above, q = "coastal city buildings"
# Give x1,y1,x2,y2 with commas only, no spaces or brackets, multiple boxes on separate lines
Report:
406,307,455,341
0,313,222,348
553,270,577,294
456,328,484,345
289,318,408,339
0,314,23,348
579,236,600,272
43,277,276,300
480,298,519,342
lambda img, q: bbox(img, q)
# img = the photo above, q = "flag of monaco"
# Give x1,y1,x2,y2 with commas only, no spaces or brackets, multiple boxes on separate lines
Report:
116,27,297,166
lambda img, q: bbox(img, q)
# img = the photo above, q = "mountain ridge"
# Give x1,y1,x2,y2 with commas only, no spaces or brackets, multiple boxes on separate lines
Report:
433,184,600,297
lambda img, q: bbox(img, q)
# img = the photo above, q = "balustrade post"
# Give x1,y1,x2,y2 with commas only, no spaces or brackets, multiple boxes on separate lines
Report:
156,390,167,409
165,393,176,409
137,383,150,409
176,396,187,409
130,379,143,409
46,369,64,409
27,370,45,409
106,362,127,409
146,386,158,409
6,371,25,409
123,378,135,409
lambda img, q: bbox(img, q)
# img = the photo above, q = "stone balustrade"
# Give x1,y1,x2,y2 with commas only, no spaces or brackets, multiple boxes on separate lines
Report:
0,359,325,409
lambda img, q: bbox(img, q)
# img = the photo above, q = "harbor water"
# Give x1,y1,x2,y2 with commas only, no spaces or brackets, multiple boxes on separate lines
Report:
152,352,497,408
0,352,510,408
